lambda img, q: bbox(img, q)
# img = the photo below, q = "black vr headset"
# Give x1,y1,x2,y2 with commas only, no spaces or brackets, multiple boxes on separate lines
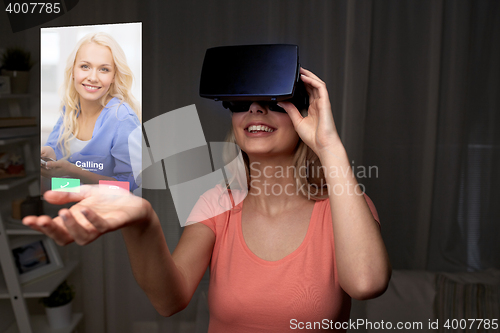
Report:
199,44,309,113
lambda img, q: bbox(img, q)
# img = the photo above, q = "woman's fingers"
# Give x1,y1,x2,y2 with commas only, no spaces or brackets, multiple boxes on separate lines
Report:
300,68,330,102
300,67,325,83
301,75,322,100
301,75,332,111
22,215,45,232
43,185,93,205
44,190,84,204
78,207,114,233
22,206,110,247
22,215,74,246
40,216,75,246
22,185,120,247
301,77,318,100
278,101,303,127
301,74,327,95
59,209,100,246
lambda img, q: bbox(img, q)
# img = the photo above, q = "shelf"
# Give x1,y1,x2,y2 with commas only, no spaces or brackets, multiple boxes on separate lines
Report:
0,94,36,100
0,126,37,141
0,172,38,190
0,261,79,299
0,137,35,145
4,313,82,333
5,220,42,235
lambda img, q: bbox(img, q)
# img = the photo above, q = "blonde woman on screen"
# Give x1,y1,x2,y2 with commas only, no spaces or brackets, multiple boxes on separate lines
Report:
41,32,141,191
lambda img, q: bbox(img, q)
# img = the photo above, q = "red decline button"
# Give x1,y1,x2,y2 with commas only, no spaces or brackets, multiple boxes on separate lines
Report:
98,180,130,191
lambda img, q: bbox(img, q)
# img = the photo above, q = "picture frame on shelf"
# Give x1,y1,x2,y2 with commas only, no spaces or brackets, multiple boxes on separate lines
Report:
10,235,64,284
0,76,11,94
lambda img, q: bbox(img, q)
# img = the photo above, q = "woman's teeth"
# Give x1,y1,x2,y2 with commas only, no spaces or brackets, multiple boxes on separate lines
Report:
84,85,100,90
247,125,274,133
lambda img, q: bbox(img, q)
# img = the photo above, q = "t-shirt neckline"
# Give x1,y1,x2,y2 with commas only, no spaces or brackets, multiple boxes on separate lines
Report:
236,199,319,266
74,97,117,140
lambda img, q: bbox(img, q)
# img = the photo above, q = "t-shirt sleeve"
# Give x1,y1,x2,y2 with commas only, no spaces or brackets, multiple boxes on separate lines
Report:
110,104,141,190
185,184,235,235
363,193,380,225
186,195,218,235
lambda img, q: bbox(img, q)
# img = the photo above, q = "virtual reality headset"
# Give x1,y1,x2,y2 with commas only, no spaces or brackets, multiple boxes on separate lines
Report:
199,44,309,113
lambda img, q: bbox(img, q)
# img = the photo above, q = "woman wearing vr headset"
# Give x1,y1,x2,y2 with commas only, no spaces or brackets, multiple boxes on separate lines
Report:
25,66,390,331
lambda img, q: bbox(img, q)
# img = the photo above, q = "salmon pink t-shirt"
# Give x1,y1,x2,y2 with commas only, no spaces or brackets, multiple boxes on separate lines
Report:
186,186,380,332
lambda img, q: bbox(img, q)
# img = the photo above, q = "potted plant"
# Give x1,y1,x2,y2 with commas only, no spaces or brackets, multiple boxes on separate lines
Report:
1,47,34,94
40,280,75,329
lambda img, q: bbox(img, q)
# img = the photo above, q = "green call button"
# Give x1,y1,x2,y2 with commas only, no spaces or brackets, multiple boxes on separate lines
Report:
51,178,80,192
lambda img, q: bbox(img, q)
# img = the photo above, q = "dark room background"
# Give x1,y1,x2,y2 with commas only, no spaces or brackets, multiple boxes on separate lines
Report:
1,0,498,332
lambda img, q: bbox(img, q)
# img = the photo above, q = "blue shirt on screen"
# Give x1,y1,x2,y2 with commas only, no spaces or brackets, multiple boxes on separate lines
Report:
45,97,141,191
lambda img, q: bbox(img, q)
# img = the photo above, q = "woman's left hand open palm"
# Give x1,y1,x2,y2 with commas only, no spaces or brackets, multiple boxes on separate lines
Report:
279,68,342,157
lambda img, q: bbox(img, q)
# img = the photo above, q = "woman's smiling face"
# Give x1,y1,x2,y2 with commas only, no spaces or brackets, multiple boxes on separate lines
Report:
232,102,300,158
73,43,115,104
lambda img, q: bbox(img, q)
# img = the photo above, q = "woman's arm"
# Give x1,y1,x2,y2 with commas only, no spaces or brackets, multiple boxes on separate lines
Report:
319,144,391,300
23,187,214,316
279,68,391,300
122,207,214,316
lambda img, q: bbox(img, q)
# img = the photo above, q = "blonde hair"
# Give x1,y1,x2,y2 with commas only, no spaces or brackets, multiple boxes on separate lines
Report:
223,111,328,200
57,32,141,159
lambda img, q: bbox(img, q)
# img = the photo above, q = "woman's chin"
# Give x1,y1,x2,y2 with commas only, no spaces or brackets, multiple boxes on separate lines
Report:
244,149,295,161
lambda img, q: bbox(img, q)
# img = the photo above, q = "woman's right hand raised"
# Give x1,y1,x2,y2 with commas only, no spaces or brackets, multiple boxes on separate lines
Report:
22,186,152,246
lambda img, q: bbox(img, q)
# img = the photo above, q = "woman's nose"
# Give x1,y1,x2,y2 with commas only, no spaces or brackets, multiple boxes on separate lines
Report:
248,102,267,114
87,69,98,82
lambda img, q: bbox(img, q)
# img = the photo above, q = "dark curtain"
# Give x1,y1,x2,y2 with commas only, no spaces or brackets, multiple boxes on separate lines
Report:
426,0,500,271
362,0,500,271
